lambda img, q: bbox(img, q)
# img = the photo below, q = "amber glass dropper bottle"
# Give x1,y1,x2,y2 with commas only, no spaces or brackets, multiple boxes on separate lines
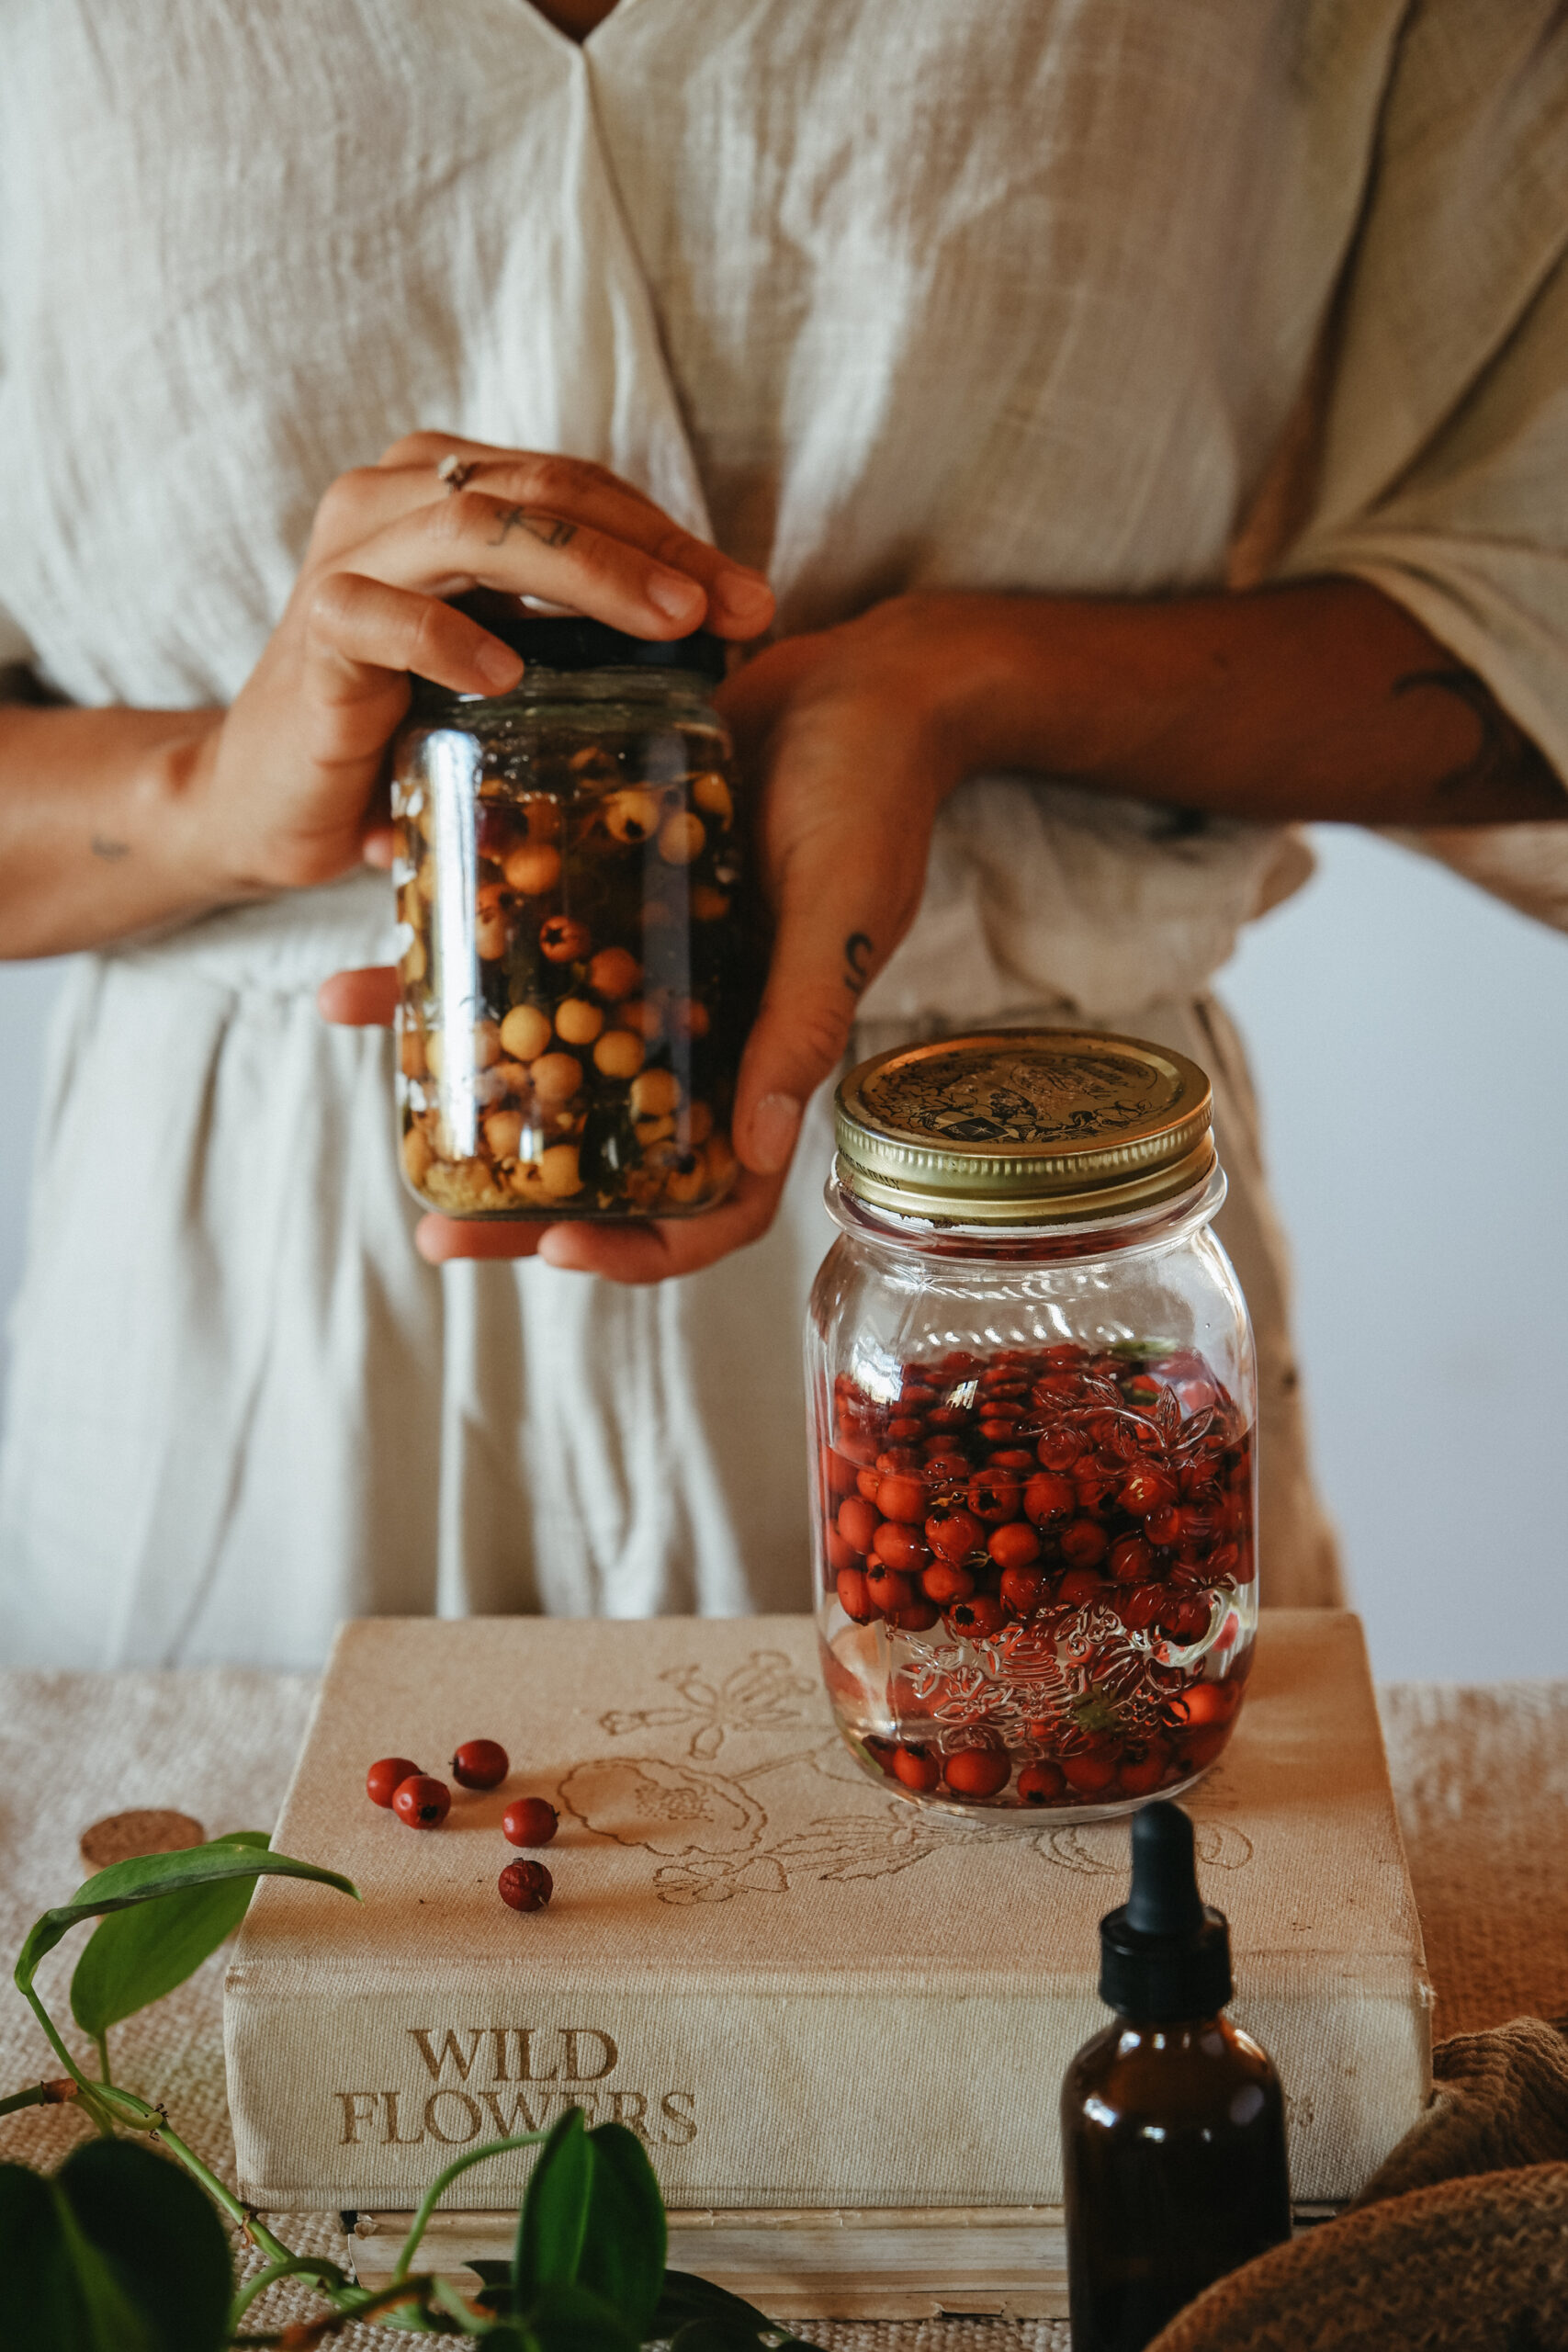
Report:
1061,1801,1292,2352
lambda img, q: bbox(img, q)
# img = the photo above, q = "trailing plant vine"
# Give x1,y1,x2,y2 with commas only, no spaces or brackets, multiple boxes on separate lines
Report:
0,1835,810,2347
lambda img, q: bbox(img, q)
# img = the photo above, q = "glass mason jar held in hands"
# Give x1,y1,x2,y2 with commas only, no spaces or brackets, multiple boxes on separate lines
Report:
807,1031,1258,1820
390,598,764,1219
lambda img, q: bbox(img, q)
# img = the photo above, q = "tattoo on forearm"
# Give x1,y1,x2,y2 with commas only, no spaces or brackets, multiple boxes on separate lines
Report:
91,835,130,861
843,932,874,996
486,506,578,551
1393,667,1559,806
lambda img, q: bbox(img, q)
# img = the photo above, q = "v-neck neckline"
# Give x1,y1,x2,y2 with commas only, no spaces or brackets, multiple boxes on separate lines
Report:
517,0,645,57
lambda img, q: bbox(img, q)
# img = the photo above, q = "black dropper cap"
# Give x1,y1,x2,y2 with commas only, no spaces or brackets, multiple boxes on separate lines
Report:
449,588,727,682
1098,1802,1233,2021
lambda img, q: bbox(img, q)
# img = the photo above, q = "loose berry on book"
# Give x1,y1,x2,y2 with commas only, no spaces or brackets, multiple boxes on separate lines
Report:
366,1756,423,1809
499,1859,553,1912
502,1797,558,1848
391,1775,450,1828
450,1738,509,1790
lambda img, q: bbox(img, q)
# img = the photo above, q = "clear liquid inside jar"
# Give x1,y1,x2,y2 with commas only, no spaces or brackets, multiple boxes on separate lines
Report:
391,660,762,1219
807,1167,1258,1821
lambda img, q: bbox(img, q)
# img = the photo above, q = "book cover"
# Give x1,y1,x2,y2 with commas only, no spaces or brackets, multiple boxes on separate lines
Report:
225,1611,1429,2211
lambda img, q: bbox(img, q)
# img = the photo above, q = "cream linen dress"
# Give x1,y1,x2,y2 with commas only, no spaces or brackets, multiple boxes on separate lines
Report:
2,1,1566,1667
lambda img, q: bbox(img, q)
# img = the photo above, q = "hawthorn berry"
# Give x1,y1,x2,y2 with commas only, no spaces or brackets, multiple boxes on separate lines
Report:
987,1521,1042,1572
503,1797,559,1847
927,1505,984,1563
450,1739,509,1791
837,1496,880,1555
948,1593,1008,1638
367,1757,423,1809
943,1747,1010,1800
500,1860,553,1912
392,1775,451,1827
1061,1752,1118,1796
1018,1760,1067,1805
836,1566,878,1623
921,1559,975,1606
894,1744,942,1792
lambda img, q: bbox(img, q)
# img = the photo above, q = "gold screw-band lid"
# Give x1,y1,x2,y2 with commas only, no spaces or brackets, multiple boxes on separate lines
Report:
834,1029,1215,1225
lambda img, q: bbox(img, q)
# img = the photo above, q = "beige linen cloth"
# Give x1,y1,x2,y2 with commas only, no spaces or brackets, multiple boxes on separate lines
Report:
2,2,1567,1665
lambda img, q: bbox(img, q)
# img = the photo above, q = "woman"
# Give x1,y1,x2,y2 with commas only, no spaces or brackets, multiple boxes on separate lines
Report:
1,0,1564,1665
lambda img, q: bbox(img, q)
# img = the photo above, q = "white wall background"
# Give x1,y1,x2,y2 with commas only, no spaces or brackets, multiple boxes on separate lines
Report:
2,827,1566,1681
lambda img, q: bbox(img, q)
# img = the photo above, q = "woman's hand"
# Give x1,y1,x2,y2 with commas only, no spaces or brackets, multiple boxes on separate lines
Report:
321,594,971,1281
183,432,775,897
0,435,774,958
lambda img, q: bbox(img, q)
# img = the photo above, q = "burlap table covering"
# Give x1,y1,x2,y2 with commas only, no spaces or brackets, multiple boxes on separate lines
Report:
1,1670,1564,2349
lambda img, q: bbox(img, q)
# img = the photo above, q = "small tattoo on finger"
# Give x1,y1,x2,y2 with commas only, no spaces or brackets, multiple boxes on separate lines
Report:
486,505,579,551
843,931,874,996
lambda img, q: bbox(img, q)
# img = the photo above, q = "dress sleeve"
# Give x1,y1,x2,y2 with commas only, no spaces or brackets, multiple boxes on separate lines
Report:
1279,0,1568,792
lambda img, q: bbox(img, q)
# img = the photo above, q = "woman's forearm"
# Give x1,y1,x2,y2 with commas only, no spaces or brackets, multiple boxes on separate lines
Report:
933,576,1564,825
0,702,231,958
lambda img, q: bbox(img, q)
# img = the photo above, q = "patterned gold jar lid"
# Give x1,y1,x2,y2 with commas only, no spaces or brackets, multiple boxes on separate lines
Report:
834,1029,1215,1225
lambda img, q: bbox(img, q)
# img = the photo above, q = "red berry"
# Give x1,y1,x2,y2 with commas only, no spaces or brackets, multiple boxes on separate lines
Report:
450,1738,509,1791
1057,1566,1108,1606
943,1747,1011,1800
967,1472,1022,1524
987,1521,1042,1572
539,915,590,962
825,1524,860,1576
1060,1519,1109,1568
367,1756,423,1809
1108,1534,1155,1584
1120,1464,1179,1519
837,1497,880,1555
875,1445,922,1476
876,1473,928,1525
921,1559,975,1606
920,1447,972,1485
885,1416,925,1442
1117,1582,1167,1632
894,1745,942,1792
1176,1724,1233,1770
392,1775,451,1828
1168,1680,1235,1728
987,1448,1039,1472
1023,1473,1075,1525
948,1593,1008,1638
836,1566,879,1623
1018,1760,1067,1805
856,1466,883,1503
977,1399,1025,1429
863,1563,913,1613
1061,1752,1118,1795
1036,1429,1085,1471
1145,1502,1184,1547
1118,1744,1172,1797
999,1562,1050,1616
502,1796,559,1847
927,1505,984,1563
821,1445,861,1498
499,1859,553,1911
872,1521,930,1574
888,1598,942,1633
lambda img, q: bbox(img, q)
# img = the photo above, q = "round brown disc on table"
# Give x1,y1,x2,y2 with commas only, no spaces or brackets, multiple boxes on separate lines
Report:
79,1810,207,1871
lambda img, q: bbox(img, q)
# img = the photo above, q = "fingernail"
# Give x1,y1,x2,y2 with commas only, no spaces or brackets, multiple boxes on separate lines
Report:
477,639,524,690
750,1092,803,1174
716,571,774,622
649,573,705,621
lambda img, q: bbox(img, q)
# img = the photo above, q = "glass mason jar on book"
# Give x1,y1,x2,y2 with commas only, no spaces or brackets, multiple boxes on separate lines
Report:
390,595,763,1219
807,1029,1258,1819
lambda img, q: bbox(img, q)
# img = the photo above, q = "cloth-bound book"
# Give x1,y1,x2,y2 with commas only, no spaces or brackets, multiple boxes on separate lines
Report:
225,1611,1429,2213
